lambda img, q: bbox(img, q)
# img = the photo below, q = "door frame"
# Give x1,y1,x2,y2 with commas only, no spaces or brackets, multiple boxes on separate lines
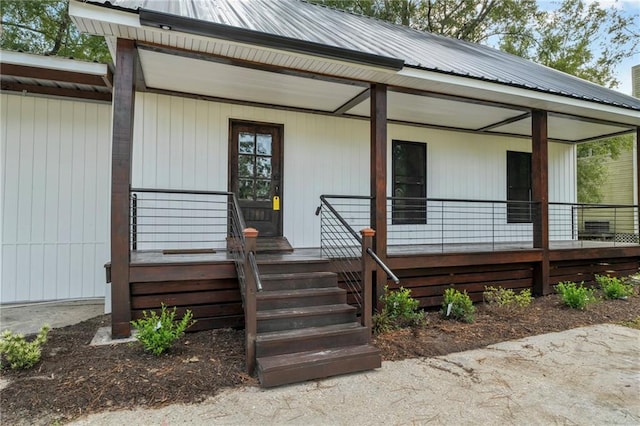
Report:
228,119,284,236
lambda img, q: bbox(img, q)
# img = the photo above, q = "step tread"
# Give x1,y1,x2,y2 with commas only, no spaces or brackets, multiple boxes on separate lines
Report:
256,322,363,342
260,271,336,281
257,304,356,320
257,287,345,300
257,344,380,372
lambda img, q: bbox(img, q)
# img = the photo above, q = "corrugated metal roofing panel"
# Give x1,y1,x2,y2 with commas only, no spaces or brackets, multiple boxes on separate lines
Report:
86,0,640,112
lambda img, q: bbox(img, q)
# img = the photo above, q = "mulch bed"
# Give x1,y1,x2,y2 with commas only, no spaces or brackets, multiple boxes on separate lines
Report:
1,293,639,425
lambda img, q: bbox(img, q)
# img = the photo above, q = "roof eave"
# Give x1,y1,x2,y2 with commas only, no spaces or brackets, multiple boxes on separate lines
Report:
139,9,405,72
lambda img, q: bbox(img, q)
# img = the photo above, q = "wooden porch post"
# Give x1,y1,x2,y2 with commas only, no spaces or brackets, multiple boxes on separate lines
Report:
370,83,388,305
360,228,375,331
111,38,137,338
532,110,550,296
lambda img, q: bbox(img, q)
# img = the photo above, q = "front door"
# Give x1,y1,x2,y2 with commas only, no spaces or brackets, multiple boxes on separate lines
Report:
230,121,283,236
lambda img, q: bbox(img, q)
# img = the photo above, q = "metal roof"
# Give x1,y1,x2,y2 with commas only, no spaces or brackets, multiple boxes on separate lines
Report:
87,0,640,112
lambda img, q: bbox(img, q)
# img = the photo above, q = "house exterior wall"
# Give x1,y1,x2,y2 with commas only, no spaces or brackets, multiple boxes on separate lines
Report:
1,93,112,304
131,93,576,249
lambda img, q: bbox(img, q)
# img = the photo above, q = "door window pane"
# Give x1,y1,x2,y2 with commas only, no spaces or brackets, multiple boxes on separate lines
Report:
392,141,427,225
238,179,253,200
239,132,255,154
255,180,271,200
256,157,271,178
238,155,254,177
256,134,272,155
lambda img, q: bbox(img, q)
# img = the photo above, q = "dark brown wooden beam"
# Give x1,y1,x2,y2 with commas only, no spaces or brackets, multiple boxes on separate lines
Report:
475,112,530,132
531,110,550,296
387,250,543,270
1,82,112,102
333,89,369,115
0,63,111,87
111,38,137,338
370,83,387,303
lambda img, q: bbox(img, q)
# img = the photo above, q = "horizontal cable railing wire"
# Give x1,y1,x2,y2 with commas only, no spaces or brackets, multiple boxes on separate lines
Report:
318,195,399,310
130,188,235,251
386,197,539,252
549,202,639,247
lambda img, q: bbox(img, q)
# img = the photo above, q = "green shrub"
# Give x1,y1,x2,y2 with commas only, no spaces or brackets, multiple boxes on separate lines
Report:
483,286,532,312
131,304,196,355
0,325,50,370
373,286,424,333
555,281,596,310
441,288,475,323
596,275,634,300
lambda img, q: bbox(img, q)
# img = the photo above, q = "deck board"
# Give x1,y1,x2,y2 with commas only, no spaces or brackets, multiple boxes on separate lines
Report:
130,240,638,265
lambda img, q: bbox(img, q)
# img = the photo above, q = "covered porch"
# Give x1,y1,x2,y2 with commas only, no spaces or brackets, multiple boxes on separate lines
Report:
72,0,640,387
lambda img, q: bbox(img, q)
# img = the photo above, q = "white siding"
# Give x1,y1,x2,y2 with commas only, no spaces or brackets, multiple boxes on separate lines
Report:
1,94,111,304
131,93,576,249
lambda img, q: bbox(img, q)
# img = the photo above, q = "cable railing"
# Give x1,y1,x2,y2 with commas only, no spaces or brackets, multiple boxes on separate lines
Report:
129,188,233,251
549,202,639,246
317,195,399,326
387,197,539,252
129,187,262,373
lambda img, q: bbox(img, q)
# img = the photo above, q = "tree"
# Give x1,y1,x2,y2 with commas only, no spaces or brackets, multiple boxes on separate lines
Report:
0,0,111,62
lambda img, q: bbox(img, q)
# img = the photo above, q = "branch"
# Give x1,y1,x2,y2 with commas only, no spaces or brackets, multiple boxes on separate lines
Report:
0,20,48,36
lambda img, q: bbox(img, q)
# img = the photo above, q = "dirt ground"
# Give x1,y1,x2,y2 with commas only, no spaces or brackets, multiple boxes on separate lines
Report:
1,292,639,425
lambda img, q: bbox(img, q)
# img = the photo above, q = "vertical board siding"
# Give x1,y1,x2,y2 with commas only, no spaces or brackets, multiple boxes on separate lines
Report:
1,94,111,303
131,93,576,249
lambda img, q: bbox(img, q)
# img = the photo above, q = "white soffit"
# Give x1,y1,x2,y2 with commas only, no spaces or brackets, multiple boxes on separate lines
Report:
138,49,363,111
492,115,631,142
348,91,525,130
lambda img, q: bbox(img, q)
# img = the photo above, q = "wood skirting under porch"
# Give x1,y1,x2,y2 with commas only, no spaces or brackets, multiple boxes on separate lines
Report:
112,241,640,332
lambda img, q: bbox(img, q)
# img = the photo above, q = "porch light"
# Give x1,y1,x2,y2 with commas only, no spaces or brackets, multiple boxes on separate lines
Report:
160,24,171,30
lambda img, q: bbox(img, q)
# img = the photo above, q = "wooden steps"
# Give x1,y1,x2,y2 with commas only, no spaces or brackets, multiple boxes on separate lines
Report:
257,345,381,388
253,258,380,387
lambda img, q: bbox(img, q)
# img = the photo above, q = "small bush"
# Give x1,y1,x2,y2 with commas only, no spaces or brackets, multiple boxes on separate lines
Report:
483,286,532,313
441,288,475,323
0,325,50,370
373,286,424,333
131,304,196,355
596,275,634,300
555,281,596,310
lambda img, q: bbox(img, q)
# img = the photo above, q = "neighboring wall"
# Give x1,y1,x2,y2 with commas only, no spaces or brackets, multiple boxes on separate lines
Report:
1,94,111,304
132,93,576,248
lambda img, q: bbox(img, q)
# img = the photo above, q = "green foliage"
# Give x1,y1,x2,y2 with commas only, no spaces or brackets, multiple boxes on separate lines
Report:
373,286,424,333
596,275,634,300
0,0,111,62
483,286,532,314
555,281,596,310
441,288,475,323
0,325,50,370
131,304,196,356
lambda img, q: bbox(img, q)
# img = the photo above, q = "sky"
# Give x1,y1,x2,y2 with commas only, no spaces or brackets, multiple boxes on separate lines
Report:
608,1,640,96
538,0,640,96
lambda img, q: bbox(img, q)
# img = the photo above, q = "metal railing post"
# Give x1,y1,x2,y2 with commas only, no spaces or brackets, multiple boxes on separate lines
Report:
360,228,375,331
243,227,258,375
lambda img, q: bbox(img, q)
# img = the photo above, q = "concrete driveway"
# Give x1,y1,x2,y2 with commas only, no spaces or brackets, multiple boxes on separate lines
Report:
71,324,640,425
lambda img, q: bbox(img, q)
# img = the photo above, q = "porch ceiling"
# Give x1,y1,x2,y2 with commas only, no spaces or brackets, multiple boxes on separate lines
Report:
137,48,634,143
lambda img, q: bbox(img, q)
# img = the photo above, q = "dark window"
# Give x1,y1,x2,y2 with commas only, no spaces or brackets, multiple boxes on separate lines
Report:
507,151,532,223
392,141,426,224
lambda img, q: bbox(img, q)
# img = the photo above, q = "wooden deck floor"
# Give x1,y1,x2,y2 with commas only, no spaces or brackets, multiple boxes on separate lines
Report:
130,240,638,265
